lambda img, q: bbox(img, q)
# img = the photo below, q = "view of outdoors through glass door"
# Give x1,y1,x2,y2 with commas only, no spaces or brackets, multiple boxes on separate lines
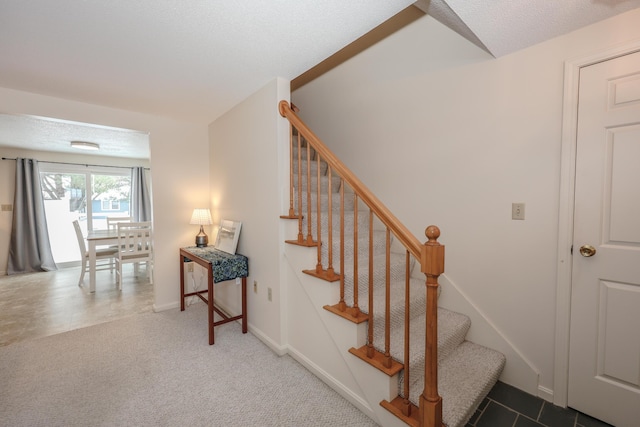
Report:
40,165,131,265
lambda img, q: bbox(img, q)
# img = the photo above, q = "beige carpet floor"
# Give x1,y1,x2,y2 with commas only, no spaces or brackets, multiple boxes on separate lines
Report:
0,303,378,427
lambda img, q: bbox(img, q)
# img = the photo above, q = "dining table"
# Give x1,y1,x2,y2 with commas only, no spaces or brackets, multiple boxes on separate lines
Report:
86,229,119,293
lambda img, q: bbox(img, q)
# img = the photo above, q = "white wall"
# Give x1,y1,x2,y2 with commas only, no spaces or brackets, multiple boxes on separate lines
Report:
208,78,290,348
292,9,640,399
0,87,209,310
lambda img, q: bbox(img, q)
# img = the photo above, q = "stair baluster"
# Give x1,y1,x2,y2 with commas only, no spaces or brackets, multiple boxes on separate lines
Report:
367,209,375,358
315,153,322,271
326,167,338,279
279,100,443,427
284,127,295,218
403,250,412,417
351,194,362,318
338,179,346,311
384,228,392,369
304,134,313,244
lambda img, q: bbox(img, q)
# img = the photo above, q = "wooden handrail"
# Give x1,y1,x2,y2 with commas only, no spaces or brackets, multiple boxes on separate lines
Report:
279,100,422,259
279,100,444,427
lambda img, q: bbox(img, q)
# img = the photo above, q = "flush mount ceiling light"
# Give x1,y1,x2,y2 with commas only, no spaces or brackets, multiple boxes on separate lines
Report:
70,141,100,151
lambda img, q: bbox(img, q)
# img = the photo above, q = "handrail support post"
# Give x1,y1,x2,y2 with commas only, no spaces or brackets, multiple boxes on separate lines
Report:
419,226,444,427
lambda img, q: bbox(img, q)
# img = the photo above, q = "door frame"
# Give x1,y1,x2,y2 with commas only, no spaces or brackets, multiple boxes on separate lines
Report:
554,39,640,408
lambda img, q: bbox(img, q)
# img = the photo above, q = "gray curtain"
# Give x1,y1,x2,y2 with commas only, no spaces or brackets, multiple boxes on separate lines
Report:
8,158,57,274
131,167,152,222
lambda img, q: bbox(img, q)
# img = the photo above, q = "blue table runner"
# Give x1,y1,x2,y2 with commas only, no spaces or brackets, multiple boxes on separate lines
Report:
182,247,248,283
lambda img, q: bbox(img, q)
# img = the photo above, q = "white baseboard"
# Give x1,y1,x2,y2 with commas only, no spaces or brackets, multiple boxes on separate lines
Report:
153,301,180,312
538,385,554,403
286,345,375,420
249,324,288,356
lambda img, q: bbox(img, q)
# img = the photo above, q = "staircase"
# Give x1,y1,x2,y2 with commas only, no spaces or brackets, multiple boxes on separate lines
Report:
279,101,505,427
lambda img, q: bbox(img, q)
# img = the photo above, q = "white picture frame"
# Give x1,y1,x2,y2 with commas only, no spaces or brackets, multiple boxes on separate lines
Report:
214,219,242,254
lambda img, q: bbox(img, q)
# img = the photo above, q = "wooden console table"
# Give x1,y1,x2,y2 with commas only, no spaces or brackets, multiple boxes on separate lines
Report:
179,246,248,345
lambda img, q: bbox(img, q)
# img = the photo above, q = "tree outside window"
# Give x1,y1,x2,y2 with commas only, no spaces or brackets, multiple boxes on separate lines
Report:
39,169,131,264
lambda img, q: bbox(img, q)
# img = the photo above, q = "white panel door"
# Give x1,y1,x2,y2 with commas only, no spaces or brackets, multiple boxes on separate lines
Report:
569,50,640,427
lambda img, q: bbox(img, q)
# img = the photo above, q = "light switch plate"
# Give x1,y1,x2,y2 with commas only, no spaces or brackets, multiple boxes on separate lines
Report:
512,203,525,220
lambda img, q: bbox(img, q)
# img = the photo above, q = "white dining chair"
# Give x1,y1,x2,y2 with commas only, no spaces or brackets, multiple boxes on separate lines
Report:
115,221,153,290
106,216,131,230
73,220,118,287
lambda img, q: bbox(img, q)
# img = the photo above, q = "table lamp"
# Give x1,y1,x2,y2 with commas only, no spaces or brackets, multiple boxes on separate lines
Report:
190,208,213,247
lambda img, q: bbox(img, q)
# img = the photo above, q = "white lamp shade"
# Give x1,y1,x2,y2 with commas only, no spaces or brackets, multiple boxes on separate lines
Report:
190,209,213,225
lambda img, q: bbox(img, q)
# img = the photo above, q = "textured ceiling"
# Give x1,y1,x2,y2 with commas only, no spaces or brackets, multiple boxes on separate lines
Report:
0,114,150,159
1,0,639,158
0,0,414,124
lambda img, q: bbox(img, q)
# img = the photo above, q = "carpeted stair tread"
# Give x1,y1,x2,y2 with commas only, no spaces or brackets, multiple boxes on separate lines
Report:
365,304,473,397
293,174,342,192
382,307,471,368
295,191,355,213
291,145,316,159
286,134,506,427
393,309,471,404
408,340,506,427
341,253,411,303
356,277,427,345
319,229,388,267
292,158,328,176
303,210,379,244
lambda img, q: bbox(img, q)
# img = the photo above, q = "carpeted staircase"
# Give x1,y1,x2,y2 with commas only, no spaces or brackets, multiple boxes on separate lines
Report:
286,140,505,427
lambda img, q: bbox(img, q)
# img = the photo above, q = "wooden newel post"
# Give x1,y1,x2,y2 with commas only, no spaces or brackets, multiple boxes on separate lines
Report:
419,225,444,427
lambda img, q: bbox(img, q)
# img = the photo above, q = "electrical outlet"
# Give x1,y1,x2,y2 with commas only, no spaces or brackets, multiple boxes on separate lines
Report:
253,280,257,294
1,204,12,212
187,262,194,272
512,203,525,220
268,287,272,301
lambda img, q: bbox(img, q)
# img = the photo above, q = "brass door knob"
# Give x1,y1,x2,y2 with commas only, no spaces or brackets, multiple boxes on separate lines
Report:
579,245,596,257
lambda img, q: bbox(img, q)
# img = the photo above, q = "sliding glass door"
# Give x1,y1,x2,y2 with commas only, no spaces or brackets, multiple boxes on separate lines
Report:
41,170,87,264
40,163,131,265
90,173,131,230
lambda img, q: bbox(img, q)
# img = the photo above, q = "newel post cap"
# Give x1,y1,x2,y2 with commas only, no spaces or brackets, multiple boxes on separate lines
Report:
421,225,444,276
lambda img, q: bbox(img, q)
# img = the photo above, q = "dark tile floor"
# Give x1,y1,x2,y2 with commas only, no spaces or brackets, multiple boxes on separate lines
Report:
468,381,614,427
